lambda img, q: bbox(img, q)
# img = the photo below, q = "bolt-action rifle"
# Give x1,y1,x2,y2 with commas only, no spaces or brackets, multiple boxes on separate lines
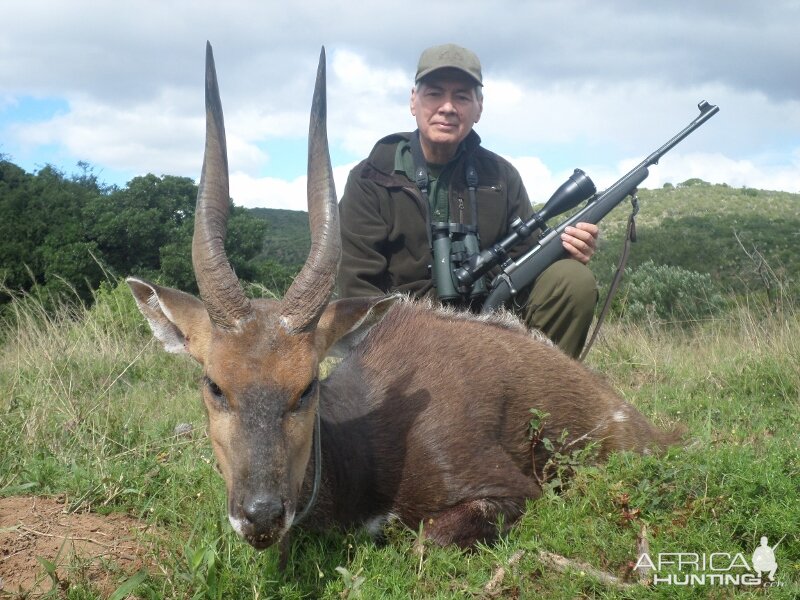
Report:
449,100,719,313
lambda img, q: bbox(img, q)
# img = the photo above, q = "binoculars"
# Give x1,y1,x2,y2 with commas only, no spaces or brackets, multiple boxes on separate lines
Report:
432,168,597,303
431,221,487,301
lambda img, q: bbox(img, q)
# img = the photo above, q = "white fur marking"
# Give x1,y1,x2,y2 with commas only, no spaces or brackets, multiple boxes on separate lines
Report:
364,514,389,537
408,296,529,333
228,514,247,538
612,410,628,423
151,322,185,354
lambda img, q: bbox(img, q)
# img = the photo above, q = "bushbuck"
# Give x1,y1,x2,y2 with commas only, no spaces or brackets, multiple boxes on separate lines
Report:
127,44,682,551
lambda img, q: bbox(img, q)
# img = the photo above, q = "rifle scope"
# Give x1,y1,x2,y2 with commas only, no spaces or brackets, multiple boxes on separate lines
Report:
454,168,596,288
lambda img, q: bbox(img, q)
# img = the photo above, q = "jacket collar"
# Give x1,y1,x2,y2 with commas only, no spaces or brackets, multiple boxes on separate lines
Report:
360,130,482,188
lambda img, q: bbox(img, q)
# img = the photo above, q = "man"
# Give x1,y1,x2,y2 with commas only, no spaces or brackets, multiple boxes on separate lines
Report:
338,44,599,358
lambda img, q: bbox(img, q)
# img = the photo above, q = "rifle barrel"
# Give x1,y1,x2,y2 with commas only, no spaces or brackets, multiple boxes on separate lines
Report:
645,100,719,168
480,100,719,314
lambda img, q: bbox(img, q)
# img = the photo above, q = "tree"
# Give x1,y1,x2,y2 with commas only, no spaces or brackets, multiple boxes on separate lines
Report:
0,159,298,308
0,163,104,303
84,174,198,278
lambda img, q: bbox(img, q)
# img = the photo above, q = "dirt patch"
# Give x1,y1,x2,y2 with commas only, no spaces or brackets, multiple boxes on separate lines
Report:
0,496,155,597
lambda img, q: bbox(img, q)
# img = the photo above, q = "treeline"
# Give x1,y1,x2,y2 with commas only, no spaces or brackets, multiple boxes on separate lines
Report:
0,159,309,307
2,157,798,324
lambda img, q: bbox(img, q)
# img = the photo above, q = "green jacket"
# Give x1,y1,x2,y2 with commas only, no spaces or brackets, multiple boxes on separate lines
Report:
338,130,535,300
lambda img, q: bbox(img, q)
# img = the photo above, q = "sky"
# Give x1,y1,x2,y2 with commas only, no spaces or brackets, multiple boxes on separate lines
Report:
1,1,799,211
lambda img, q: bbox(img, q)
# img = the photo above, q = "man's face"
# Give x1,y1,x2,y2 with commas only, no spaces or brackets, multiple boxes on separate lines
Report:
410,68,483,162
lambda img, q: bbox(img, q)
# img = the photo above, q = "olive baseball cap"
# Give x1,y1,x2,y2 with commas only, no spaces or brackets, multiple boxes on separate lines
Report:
415,44,483,86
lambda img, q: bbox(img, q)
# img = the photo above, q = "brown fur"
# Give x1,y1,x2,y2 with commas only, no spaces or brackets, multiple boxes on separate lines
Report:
295,299,682,547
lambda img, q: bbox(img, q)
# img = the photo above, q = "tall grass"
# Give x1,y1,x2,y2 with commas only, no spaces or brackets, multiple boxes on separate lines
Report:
1,282,798,598
0,282,206,511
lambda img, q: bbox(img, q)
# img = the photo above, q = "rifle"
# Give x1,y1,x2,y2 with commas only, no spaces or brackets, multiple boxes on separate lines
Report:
450,100,720,314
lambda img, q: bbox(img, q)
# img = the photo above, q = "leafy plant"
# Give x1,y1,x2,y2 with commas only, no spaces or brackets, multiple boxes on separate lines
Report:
613,260,726,325
527,407,600,493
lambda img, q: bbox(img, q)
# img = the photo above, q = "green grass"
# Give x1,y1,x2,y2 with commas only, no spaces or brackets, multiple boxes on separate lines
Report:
1,281,798,598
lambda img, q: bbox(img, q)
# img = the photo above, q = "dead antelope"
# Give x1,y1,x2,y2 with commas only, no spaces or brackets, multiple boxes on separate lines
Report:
127,43,682,551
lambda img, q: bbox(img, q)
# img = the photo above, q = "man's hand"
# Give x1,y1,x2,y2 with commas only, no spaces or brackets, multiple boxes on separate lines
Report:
561,222,599,264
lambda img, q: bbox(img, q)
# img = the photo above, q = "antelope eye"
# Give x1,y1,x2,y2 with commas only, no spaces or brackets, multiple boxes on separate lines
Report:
203,376,227,409
295,378,318,412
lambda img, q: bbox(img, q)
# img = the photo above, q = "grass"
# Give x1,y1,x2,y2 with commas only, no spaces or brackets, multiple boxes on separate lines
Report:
0,280,798,598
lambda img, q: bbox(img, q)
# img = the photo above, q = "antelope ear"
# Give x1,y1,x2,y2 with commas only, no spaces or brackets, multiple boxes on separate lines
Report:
126,277,212,364
315,295,401,358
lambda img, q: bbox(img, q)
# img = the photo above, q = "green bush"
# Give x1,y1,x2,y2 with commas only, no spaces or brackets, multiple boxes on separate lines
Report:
678,177,710,187
614,260,726,324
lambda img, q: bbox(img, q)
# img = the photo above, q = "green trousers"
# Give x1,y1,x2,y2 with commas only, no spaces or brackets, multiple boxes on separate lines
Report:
517,259,598,359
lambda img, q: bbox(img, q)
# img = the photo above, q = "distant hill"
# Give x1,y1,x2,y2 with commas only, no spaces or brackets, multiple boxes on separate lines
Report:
8,155,794,308
582,182,800,295
247,182,800,298
248,207,310,267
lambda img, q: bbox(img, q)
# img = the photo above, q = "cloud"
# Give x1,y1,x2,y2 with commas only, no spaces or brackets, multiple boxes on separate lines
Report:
327,49,410,156
230,162,357,211
7,90,202,177
3,1,799,102
1,0,798,208
640,151,800,193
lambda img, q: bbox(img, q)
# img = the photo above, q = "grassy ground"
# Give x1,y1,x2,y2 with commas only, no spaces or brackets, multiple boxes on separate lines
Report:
0,281,798,598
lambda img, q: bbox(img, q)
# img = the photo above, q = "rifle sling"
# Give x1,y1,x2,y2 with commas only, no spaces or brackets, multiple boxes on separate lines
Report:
579,194,639,362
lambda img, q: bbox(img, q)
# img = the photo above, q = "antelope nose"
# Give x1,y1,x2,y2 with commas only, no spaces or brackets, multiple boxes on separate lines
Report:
243,496,284,526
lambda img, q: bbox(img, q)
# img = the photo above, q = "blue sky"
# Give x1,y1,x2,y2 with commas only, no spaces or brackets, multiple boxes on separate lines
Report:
1,1,798,210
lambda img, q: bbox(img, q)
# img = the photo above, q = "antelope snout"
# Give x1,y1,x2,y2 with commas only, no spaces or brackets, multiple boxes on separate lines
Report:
229,493,289,550
243,495,285,527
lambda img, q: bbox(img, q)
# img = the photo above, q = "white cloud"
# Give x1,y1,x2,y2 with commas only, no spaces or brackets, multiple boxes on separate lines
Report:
230,162,357,211
510,149,800,210
327,49,411,156
8,90,203,177
230,171,304,210
640,151,800,193
503,155,562,207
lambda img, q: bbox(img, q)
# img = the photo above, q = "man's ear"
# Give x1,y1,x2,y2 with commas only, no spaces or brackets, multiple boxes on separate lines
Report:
126,277,212,364
315,295,402,358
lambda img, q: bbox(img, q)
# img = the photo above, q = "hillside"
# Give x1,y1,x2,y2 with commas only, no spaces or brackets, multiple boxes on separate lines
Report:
246,182,800,301
249,207,311,267
0,257,797,598
584,182,800,294
1,173,798,597
2,155,797,308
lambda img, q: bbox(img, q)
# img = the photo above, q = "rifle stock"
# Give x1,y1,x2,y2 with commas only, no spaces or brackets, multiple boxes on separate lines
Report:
480,100,719,314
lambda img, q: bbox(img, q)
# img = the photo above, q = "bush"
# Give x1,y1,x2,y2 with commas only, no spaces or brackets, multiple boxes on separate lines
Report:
614,260,726,324
678,178,710,188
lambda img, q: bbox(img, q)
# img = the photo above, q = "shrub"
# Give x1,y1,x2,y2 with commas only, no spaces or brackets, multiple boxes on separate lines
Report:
678,178,710,187
614,260,726,324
